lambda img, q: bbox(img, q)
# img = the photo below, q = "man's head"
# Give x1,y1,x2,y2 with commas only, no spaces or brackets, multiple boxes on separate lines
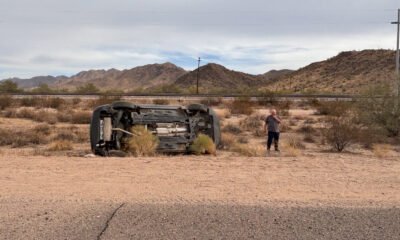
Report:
270,109,277,116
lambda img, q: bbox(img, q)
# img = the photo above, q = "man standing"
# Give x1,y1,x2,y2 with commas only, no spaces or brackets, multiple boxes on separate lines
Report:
264,109,281,153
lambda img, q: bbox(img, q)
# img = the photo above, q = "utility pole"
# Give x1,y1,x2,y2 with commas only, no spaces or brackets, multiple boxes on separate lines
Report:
196,57,201,94
391,9,400,101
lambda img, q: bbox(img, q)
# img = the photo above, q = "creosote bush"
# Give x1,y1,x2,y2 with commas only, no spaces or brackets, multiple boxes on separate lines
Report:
228,97,254,115
190,134,216,155
0,128,49,147
222,124,242,134
47,140,74,151
322,116,359,152
126,125,159,157
0,95,13,110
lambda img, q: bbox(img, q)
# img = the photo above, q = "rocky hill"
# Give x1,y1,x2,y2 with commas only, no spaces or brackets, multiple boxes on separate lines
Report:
2,50,397,94
174,63,266,90
267,50,396,94
54,62,187,91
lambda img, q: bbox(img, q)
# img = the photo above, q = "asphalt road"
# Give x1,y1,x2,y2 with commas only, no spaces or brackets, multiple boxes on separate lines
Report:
1,199,399,240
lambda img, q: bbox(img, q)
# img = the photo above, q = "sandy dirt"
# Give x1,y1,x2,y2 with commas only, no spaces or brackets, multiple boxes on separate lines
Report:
1,154,399,206
1,153,400,239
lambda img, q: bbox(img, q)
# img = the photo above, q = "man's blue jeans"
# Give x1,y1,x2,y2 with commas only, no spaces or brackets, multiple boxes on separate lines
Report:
267,131,280,150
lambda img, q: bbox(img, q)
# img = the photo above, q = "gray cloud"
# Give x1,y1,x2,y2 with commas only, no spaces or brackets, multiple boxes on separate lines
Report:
0,0,398,78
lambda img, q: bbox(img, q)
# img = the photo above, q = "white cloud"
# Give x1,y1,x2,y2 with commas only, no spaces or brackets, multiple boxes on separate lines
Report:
0,0,398,78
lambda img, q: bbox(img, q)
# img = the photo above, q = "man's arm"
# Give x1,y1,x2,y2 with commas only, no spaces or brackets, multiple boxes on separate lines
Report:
264,121,268,132
273,115,281,123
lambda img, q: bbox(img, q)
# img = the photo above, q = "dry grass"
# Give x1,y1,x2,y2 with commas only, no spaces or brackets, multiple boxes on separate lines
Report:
190,134,216,155
281,137,305,157
231,143,265,157
221,132,236,150
372,144,393,158
47,140,74,151
70,111,91,124
33,123,52,135
126,126,159,157
0,128,49,148
222,124,242,134
239,114,263,132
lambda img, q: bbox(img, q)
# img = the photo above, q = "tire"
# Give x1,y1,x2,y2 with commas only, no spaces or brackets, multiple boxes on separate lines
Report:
111,101,137,110
90,105,110,156
208,108,221,147
187,103,208,113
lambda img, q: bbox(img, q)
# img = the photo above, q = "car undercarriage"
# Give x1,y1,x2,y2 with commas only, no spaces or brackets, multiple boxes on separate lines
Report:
90,102,221,156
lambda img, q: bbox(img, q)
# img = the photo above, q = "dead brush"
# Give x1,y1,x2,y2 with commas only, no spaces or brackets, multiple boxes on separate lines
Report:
239,114,263,132
33,123,52,135
372,144,393,158
47,140,74,151
190,134,216,155
0,95,13,110
70,111,91,124
231,143,265,157
0,128,49,147
228,97,254,115
281,137,305,157
221,132,235,150
126,125,159,157
222,124,242,134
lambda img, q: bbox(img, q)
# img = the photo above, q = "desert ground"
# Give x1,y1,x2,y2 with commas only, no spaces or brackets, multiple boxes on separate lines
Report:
0,96,399,239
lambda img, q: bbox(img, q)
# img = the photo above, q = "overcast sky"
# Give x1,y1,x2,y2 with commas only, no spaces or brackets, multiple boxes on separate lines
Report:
0,0,398,79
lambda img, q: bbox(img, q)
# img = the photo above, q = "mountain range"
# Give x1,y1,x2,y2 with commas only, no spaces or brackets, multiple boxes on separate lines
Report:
2,49,397,94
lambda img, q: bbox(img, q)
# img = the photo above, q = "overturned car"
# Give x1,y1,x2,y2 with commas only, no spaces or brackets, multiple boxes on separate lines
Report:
90,101,221,156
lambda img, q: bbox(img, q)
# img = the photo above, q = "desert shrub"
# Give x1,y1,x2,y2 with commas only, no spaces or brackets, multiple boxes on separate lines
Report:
53,130,76,142
279,123,291,133
57,111,72,122
222,124,242,134
0,80,21,93
231,143,265,157
372,144,393,158
190,134,216,155
71,98,81,105
356,86,400,137
297,125,315,134
200,97,222,106
0,128,48,147
221,133,235,150
126,125,159,156
33,123,52,135
257,91,277,106
237,136,248,144
152,99,169,105
42,97,65,109
280,137,305,157
19,97,40,107
275,100,292,116
0,95,13,109
315,101,353,116
239,114,263,131
229,97,254,115
75,83,99,94
47,140,73,151
14,108,58,124
303,133,316,143
88,95,121,109
322,117,360,152
70,111,91,124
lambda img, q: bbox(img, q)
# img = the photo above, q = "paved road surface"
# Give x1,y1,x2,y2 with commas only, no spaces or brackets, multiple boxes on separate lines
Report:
1,199,399,240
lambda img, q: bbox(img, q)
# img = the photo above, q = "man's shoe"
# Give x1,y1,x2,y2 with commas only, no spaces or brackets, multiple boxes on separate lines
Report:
275,149,280,152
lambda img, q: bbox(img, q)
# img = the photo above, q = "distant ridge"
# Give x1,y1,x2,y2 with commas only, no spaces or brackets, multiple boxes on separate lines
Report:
1,49,397,94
